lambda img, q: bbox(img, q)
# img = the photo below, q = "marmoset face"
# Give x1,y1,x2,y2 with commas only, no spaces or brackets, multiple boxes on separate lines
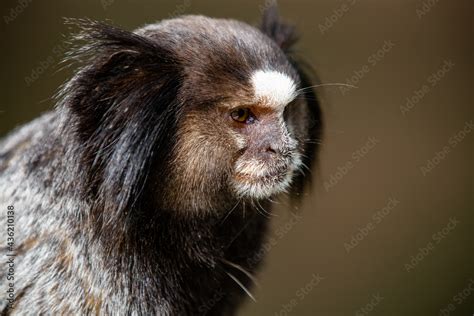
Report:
168,70,310,211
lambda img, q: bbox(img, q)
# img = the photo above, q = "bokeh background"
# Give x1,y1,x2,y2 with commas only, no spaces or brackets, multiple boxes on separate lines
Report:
1,0,472,315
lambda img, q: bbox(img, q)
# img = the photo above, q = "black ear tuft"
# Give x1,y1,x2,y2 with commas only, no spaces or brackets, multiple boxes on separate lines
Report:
59,19,183,243
259,2,298,52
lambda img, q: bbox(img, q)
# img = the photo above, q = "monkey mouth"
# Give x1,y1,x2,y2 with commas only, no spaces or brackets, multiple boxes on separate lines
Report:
235,168,288,183
232,164,294,199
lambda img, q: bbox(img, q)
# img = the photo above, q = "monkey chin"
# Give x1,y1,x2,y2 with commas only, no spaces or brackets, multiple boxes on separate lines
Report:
232,168,295,200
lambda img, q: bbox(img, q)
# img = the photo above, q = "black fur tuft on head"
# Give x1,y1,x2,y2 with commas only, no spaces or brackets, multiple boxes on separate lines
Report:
60,19,183,242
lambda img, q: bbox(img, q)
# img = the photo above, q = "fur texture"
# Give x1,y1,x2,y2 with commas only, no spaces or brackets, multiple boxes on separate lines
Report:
0,7,321,315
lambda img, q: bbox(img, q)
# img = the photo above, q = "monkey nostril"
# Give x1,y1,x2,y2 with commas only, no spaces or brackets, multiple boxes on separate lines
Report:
266,146,277,154
263,145,284,158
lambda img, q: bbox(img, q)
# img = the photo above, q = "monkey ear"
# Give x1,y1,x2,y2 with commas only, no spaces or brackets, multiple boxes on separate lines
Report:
259,2,298,52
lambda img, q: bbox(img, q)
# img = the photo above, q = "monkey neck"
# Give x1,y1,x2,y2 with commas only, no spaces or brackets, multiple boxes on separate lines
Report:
98,201,271,268
86,202,270,310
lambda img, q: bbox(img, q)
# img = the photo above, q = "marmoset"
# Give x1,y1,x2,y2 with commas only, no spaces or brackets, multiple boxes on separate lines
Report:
0,6,321,315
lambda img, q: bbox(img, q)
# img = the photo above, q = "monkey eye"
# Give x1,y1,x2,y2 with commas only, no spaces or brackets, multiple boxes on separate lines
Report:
230,108,254,124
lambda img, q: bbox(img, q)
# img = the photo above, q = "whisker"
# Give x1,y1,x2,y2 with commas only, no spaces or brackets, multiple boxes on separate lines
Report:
220,258,260,288
254,207,270,219
220,200,240,225
299,152,310,160
225,271,257,302
255,201,277,218
267,197,279,204
303,138,323,145
297,83,357,93
299,162,311,174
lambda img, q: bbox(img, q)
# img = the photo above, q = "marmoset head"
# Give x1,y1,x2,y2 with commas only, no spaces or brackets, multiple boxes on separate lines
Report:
62,7,321,216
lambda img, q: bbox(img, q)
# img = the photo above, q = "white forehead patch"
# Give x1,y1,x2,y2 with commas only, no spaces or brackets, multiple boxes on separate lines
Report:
251,70,297,109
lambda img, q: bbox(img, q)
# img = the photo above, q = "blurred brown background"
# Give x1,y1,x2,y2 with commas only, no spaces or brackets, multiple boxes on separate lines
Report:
0,0,472,315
